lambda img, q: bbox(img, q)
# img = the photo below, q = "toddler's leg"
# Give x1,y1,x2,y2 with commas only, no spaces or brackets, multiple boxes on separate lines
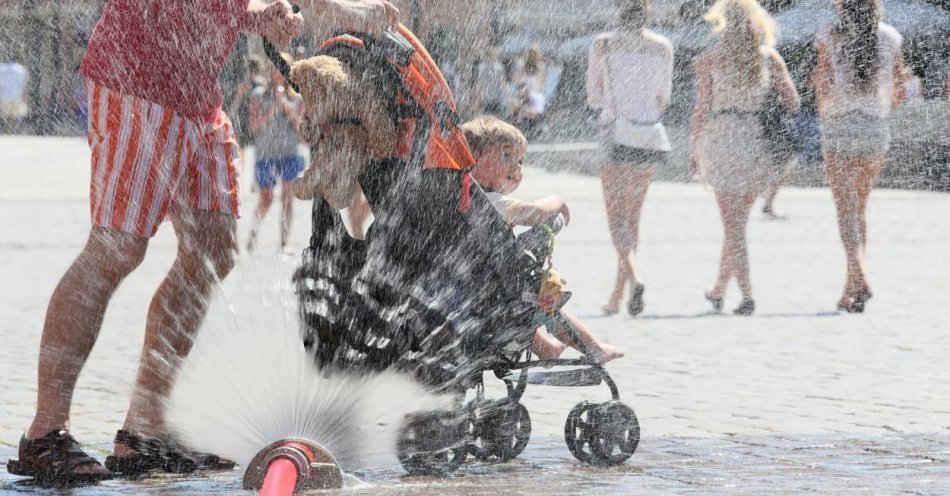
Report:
531,329,567,360
552,310,624,365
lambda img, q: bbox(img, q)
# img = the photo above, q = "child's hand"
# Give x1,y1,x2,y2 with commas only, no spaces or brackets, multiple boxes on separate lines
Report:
559,202,571,225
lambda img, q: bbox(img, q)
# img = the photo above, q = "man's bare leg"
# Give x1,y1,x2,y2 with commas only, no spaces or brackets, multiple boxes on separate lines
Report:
28,228,148,440
117,207,236,452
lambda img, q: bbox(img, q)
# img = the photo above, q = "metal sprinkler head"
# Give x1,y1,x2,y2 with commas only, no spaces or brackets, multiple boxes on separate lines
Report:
242,438,343,494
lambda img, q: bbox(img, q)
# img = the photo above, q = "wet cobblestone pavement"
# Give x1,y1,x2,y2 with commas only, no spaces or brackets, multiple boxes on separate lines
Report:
2,137,950,494
3,434,950,494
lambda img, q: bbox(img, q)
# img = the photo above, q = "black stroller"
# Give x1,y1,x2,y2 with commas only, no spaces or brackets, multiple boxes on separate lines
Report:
282,27,639,475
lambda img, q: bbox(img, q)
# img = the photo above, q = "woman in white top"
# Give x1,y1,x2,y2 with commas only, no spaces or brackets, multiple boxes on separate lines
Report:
690,0,799,315
814,0,907,313
587,0,673,316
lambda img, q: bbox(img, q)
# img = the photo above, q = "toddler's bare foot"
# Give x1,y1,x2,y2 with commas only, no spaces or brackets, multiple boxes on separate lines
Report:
588,343,625,365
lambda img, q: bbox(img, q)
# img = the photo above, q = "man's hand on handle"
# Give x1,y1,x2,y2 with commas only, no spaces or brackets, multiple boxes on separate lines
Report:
244,0,304,46
300,0,399,41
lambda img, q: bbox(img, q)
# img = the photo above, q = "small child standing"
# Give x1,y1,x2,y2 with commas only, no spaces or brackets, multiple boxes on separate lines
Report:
246,52,304,254
461,116,624,364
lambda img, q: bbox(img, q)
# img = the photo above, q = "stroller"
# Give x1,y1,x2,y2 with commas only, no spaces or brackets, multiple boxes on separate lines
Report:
278,26,639,475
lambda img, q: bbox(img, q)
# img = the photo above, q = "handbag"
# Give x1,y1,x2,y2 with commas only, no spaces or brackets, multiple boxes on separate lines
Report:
602,38,671,152
759,57,803,159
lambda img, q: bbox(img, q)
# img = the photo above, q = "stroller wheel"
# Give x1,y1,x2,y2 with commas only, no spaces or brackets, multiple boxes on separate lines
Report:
564,401,639,467
468,399,531,462
397,410,468,476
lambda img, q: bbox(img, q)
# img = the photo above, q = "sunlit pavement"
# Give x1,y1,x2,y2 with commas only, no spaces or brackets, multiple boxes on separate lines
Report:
2,136,949,494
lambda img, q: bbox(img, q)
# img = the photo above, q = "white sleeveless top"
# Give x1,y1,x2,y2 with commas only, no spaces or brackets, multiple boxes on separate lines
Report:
587,29,674,151
587,29,674,125
817,22,903,119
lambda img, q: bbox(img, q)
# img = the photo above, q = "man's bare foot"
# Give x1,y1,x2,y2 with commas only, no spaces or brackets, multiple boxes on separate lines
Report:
588,343,624,365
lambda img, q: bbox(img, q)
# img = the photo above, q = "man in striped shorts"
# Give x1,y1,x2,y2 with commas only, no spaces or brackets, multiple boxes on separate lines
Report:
11,0,399,483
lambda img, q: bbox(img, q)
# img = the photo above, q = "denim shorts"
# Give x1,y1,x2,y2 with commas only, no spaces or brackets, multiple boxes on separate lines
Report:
255,155,305,189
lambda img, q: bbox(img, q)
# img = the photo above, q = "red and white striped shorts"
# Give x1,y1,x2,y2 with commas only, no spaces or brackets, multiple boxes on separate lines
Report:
86,82,242,238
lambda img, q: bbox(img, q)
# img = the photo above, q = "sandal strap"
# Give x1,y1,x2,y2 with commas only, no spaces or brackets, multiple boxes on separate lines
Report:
20,430,105,474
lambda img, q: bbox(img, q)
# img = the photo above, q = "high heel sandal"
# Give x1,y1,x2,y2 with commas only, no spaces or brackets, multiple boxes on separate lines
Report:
733,299,755,316
849,288,873,313
705,292,724,313
837,288,872,313
626,284,645,316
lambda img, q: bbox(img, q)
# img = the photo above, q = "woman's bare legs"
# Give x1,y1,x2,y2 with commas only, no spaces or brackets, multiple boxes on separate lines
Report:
599,164,654,313
826,153,880,307
551,309,624,365
280,180,295,252
246,187,274,253
709,191,757,302
762,157,798,218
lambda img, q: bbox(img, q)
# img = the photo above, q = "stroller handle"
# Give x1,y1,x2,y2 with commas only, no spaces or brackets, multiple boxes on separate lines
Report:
262,4,302,93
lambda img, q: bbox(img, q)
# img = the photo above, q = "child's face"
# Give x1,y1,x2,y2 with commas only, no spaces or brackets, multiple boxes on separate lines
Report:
474,143,525,195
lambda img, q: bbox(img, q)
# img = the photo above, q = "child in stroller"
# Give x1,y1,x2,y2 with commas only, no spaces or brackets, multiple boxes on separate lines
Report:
284,26,639,476
461,116,625,365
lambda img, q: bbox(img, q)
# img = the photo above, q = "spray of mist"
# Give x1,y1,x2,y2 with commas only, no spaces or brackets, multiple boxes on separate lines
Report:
165,257,452,471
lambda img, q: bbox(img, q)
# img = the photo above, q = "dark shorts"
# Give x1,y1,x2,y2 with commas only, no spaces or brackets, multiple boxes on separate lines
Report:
255,155,304,189
607,145,669,166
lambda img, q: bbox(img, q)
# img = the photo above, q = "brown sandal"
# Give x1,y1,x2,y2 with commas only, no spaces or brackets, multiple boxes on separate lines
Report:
7,429,112,484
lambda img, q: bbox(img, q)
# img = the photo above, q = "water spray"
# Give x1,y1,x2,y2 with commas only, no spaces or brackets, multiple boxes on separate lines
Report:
242,439,343,495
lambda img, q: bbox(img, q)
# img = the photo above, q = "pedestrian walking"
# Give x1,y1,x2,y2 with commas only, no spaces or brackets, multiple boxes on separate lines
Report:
813,0,907,313
690,0,799,315
245,52,304,254
9,0,397,484
586,0,673,316
513,47,547,139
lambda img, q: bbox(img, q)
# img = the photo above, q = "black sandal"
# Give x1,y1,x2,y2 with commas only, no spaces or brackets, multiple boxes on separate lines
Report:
626,284,645,316
105,430,235,477
7,429,112,484
105,430,197,477
733,299,756,316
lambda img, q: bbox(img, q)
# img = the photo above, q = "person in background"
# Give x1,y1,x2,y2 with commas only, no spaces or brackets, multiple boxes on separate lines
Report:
690,0,799,316
246,52,305,254
473,48,509,116
586,0,673,316
813,0,907,313
229,55,267,151
513,46,547,139
0,60,29,134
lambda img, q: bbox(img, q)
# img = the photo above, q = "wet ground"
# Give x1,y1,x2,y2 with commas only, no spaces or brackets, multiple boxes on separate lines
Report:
2,137,950,494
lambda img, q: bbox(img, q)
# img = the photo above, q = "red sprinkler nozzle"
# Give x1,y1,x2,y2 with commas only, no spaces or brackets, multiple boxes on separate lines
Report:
243,439,343,495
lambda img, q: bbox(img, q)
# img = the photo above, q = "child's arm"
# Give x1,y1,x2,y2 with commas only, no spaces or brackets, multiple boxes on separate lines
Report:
505,195,571,227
